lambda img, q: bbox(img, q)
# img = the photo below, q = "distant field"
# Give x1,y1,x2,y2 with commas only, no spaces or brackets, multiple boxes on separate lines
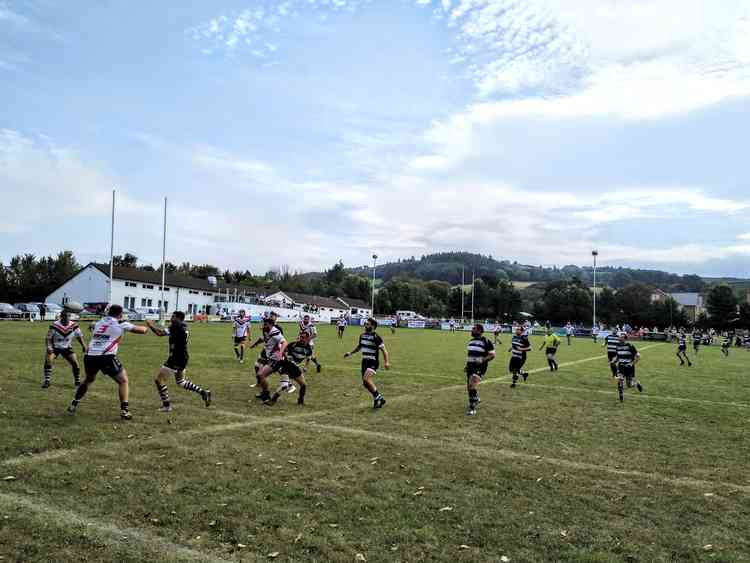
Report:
1,322,749,562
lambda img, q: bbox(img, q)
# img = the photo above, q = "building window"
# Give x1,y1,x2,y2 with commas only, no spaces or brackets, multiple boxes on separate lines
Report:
189,290,199,295
142,284,154,289
147,299,153,307
203,292,212,296
163,301,168,311
163,287,170,291
141,298,147,307
125,281,137,288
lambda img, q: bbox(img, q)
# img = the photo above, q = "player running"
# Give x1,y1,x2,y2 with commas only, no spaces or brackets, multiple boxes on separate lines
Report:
337,315,348,339
565,322,574,345
611,332,643,402
603,330,620,377
692,330,702,355
232,310,252,363
264,331,313,406
67,305,148,420
509,325,531,388
493,324,503,345
721,333,732,357
145,312,211,412
344,318,390,408
42,309,86,389
539,327,561,372
249,316,290,403
298,314,322,373
676,330,692,366
465,324,495,416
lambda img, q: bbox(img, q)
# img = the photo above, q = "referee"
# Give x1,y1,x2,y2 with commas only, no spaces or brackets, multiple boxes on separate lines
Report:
538,327,561,371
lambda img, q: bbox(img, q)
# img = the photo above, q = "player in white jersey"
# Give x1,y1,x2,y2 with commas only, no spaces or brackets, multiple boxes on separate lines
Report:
67,305,148,420
337,315,348,339
232,310,251,363
565,322,574,345
298,315,322,373
249,316,290,403
42,309,87,388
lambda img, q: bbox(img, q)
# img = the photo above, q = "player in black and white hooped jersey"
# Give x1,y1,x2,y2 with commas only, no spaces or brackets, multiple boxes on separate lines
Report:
232,310,252,363
509,325,531,388
249,316,292,404
721,332,732,357
603,330,621,377
336,315,348,339
676,330,692,366
42,309,87,389
67,305,148,420
692,329,702,355
146,312,211,412
298,314,322,373
611,332,643,403
464,324,495,416
264,330,313,406
344,318,390,408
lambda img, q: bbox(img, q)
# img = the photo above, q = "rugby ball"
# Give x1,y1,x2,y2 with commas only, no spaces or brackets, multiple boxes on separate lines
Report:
63,301,84,313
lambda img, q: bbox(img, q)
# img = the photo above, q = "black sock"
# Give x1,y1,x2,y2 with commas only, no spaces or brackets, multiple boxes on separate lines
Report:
240,348,244,360
298,383,306,403
468,388,478,405
367,386,379,398
120,400,129,412
548,359,554,370
234,347,240,358
72,366,81,383
156,382,170,407
43,363,52,383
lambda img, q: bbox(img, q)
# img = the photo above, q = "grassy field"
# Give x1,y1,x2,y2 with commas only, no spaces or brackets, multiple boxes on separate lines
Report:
1,322,749,562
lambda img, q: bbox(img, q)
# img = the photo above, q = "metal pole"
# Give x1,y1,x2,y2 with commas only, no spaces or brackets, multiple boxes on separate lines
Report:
461,266,465,322
471,270,475,325
160,197,167,322
109,189,115,304
371,254,378,315
592,250,598,330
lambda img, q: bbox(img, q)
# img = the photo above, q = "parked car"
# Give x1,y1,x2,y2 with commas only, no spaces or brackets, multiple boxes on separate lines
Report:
14,303,41,319
0,303,24,319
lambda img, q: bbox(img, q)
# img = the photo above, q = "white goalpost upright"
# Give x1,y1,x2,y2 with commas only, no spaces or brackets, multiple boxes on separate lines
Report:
109,189,115,305
160,196,167,324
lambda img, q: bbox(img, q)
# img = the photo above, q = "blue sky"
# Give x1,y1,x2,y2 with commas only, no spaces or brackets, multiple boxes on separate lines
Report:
2,0,750,277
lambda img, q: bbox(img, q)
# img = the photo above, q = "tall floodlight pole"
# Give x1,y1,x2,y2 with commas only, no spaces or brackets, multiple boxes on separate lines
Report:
461,266,465,322
371,254,378,316
160,197,167,322
592,250,599,331
471,270,475,325
109,189,116,304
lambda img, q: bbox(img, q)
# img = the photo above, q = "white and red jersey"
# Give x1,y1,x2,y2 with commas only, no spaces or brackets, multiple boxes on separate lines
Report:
47,320,83,349
337,317,348,328
86,317,137,356
233,315,251,338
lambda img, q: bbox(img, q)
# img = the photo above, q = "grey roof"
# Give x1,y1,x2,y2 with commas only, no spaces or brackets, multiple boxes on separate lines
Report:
670,292,701,307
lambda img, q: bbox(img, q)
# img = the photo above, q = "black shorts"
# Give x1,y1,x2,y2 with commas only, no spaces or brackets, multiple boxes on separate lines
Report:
163,356,188,372
678,345,686,352
509,356,525,373
607,351,617,361
338,326,345,332
83,355,123,379
618,364,635,378
545,347,557,356
465,361,487,379
234,336,247,345
280,360,303,380
53,347,74,359
361,359,379,376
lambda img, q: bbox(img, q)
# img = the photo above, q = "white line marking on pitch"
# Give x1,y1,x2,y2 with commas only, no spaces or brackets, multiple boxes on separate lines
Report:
0,492,238,563
277,419,750,495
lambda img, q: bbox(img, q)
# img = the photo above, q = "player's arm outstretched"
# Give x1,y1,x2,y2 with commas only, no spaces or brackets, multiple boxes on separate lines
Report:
145,320,168,337
344,343,362,358
249,337,263,349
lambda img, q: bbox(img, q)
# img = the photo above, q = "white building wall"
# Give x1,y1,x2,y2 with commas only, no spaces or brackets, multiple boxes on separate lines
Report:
113,281,218,314
46,265,109,305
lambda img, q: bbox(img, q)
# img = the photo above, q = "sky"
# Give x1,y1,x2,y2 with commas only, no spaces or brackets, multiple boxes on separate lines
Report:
2,0,750,277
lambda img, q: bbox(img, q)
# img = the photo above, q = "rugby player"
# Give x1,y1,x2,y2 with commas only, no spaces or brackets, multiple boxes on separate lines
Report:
264,330,312,406
337,315,347,339
344,318,390,408
676,330,692,366
565,322,574,345
249,316,290,402
67,305,148,420
611,332,643,402
692,329,702,355
146,312,211,412
603,330,620,376
721,332,732,357
232,309,251,363
509,325,531,388
42,309,86,388
464,324,495,416
298,314,322,373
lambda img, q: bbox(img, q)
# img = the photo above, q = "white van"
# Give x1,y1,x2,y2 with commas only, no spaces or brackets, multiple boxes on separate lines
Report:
396,310,426,321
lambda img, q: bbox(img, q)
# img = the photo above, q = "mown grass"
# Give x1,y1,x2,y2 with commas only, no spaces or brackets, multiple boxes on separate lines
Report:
1,322,749,562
